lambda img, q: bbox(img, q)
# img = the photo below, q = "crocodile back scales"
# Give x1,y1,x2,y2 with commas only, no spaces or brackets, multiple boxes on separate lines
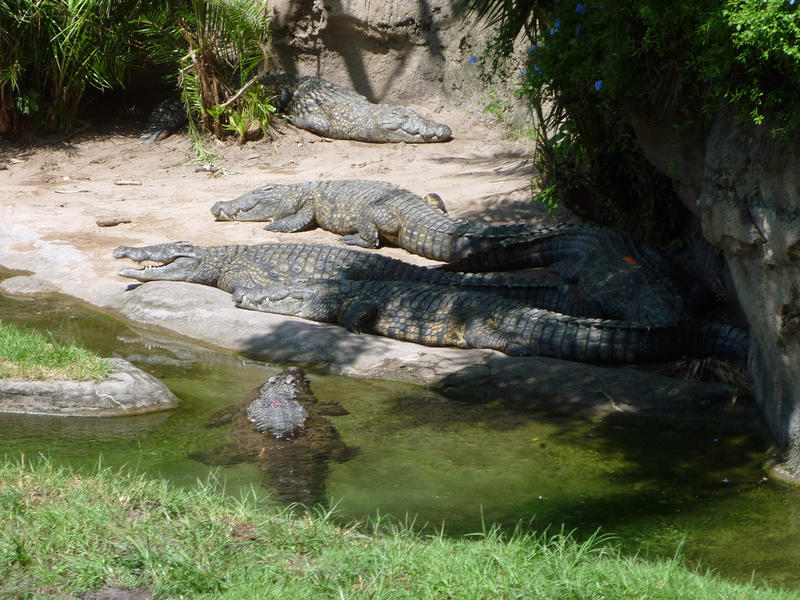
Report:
233,279,749,364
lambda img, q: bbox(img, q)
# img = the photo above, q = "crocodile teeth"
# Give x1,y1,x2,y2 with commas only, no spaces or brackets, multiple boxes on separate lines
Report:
141,261,169,270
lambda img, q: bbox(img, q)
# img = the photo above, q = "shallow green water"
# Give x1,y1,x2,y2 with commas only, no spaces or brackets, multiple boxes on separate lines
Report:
1,285,799,589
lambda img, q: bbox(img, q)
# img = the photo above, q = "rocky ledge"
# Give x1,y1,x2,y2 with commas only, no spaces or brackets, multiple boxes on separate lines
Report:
0,358,179,417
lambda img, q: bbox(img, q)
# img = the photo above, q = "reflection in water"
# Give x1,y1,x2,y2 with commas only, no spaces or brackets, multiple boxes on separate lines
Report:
1,289,799,588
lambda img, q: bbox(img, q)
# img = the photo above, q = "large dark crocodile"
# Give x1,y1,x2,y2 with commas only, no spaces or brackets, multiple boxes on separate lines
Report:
139,98,188,144
262,74,452,143
441,226,705,327
113,241,592,316
194,366,352,505
231,279,748,364
210,179,692,325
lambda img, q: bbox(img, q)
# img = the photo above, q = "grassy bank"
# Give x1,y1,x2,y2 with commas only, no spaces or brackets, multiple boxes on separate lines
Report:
0,320,111,381
0,457,793,599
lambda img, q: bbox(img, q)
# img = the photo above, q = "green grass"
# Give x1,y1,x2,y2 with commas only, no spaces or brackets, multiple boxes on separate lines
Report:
0,457,794,600
0,320,111,382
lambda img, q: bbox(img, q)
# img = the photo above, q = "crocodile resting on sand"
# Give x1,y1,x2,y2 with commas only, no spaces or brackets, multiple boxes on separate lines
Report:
113,241,593,317
232,280,748,364
261,74,452,143
211,179,546,262
210,179,692,325
194,367,352,505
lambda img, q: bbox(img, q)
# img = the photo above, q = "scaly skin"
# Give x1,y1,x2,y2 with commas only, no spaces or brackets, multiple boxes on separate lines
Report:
139,98,187,144
262,74,452,143
211,179,543,262
441,226,694,327
231,279,749,364
198,366,351,505
210,179,694,325
112,241,593,316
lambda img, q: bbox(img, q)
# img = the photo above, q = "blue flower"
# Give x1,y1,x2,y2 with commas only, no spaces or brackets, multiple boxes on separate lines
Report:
519,68,527,78
549,18,560,35
533,64,541,73
576,3,584,14
594,79,603,91
575,24,581,36
528,45,537,53
468,55,478,64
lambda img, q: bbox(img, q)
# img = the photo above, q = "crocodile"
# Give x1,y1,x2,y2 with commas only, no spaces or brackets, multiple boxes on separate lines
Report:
261,74,452,143
210,179,692,325
231,279,748,364
440,226,702,327
210,179,542,262
113,241,593,317
193,366,352,505
139,98,188,144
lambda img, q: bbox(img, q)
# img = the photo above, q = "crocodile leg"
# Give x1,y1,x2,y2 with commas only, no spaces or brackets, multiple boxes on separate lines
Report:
263,204,317,232
340,217,382,248
341,299,380,333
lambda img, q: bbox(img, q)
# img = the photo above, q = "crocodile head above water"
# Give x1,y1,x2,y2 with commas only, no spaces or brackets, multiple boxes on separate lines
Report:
211,184,286,221
113,241,220,284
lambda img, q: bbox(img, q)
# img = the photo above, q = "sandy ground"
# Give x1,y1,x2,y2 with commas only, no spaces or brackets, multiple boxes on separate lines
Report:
0,107,557,278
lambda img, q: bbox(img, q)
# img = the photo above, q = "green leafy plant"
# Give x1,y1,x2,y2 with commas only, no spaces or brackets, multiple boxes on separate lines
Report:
140,0,273,150
220,88,276,143
459,0,799,238
0,0,275,142
0,0,147,134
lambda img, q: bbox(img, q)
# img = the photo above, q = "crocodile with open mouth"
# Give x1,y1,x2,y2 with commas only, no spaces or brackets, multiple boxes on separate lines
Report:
112,241,593,317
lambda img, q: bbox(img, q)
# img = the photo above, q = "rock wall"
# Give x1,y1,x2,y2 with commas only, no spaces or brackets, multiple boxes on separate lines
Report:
267,0,528,122
635,112,800,480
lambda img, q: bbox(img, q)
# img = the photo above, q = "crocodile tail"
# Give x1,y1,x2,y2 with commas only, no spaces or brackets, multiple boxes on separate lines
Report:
506,312,749,364
687,321,749,361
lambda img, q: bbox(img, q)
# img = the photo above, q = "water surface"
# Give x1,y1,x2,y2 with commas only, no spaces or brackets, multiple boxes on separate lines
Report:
0,285,798,588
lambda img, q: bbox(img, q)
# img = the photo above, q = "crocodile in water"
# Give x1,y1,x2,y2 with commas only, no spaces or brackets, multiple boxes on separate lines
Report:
194,366,352,505
113,241,593,317
231,279,748,364
262,74,452,143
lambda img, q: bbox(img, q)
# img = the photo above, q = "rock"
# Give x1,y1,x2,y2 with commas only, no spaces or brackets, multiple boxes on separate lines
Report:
0,275,58,296
634,110,800,479
119,281,757,430
0,358,179,417
96,216,132,227
268,0,529,124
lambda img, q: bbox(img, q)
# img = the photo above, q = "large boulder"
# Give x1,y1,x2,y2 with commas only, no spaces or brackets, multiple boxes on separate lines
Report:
268,0,527,122
634,112,800,479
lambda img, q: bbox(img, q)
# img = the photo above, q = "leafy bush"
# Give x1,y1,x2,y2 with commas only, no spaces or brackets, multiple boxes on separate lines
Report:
461,0,799,236
140,0,274,147
518,0,800,132
0,0,146,134
0,0,274,142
